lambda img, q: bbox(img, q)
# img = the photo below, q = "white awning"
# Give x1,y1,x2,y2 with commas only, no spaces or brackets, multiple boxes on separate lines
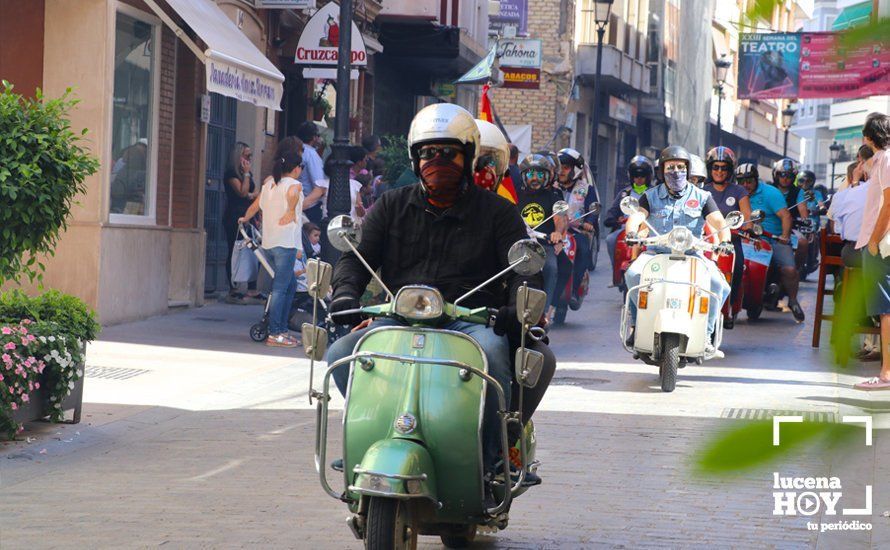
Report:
145,0,284,111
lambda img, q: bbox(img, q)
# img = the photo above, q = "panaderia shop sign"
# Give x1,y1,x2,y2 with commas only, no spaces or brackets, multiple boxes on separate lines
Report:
295,1,367,67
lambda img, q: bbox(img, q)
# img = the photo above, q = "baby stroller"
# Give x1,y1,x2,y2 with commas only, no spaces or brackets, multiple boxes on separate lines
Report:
238,222,346,345
237,223,278,342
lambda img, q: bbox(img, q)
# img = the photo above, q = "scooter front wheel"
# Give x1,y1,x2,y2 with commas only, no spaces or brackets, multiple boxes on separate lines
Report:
365,497,417,550
441,525,477,548
746,304,763,321
659,334,680,393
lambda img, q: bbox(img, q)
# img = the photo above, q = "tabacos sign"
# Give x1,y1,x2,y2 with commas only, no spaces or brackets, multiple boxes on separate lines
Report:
295,2,367,67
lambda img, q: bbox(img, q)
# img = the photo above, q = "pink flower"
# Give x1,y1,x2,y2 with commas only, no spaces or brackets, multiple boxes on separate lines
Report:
21,319,31,325
1,354,9,363
21,393,29,403
20,337,28,346
0,374,4,381
1,327,11,335
4,342,15,351
27,334,35,342
34,381,39,389
10,402,17,410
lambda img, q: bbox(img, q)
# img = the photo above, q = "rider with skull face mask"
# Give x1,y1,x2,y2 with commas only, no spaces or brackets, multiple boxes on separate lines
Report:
623,145,733,356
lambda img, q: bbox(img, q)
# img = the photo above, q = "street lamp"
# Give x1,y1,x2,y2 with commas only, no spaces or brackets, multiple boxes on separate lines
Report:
713,56,732,146
582,0,614,184
829,140,842,193
781,103,797,158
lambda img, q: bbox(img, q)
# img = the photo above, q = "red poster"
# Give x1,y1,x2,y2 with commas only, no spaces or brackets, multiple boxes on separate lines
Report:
798,32,890,98
502,67,540,89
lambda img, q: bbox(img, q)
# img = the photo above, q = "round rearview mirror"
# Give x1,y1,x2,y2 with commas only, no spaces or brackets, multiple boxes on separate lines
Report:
751,209,764,222
620,196,640,216
552,200,569,215
327,215,361,253
588,202,601,215
507,239,547,276
725,211,744,230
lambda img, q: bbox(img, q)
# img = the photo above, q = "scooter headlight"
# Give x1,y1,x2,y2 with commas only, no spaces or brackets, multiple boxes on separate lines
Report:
667,226,694,252
394,286,445,320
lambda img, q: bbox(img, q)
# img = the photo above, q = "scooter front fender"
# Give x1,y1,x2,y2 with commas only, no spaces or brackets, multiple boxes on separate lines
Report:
350,439,438,505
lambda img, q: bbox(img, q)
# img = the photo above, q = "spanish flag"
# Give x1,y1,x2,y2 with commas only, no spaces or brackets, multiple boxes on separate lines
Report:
479,85,518,204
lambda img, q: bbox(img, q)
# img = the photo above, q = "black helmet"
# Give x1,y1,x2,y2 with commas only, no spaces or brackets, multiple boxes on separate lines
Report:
797,169,816,188
627,155,654,185
734,162,759,181
558,148,585,184
705,146,737,177
657,145,691,179
772,158,799,185
536,150,561,186
520,153,554,190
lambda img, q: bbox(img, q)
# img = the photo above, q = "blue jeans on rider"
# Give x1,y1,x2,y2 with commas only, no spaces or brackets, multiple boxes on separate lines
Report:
542,244,558,310
327,318,512,473
624,252,731,338
265,246,297,335
606,229,621,270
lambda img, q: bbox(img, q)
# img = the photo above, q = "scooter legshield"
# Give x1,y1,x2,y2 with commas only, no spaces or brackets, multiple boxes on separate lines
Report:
351,439,437,502
343,326,488,521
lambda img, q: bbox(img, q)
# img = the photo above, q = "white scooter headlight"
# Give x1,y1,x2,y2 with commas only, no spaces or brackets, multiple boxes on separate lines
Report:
667,226,694,252
394,286,445,321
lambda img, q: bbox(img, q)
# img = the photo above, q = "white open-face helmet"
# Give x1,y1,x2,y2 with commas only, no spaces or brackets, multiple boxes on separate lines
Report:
474,119,510,183
688,154,707,183
408,103,480,180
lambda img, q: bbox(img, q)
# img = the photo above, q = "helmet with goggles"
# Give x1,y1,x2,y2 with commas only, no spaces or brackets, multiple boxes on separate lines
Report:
796,169,816,188
408,103,479,181
771,158,799,185
474,119,510,183
627,155,654,186
519,153,554,190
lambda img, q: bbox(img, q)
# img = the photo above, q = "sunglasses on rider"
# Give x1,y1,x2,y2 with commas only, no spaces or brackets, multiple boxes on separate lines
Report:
523,168,548,180
418,145,461,161
711,164,730,172
776,171,794,178
738,177,758,186
476,154,497,168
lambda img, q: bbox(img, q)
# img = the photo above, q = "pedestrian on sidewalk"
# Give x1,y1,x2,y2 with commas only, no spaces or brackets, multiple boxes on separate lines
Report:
239,138,304,348
853,113,890,389
223,142,262,304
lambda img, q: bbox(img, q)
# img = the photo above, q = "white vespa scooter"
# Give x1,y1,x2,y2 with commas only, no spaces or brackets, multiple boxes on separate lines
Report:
618,196,744,392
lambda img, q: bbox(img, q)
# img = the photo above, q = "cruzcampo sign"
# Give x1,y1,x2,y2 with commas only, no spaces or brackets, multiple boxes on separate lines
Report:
295,2,367,67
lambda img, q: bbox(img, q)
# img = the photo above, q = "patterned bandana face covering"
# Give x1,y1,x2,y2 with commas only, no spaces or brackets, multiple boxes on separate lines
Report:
664,169,688,193
420,157,465,208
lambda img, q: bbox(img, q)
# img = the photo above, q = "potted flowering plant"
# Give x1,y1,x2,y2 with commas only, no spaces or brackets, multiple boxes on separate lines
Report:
0,291,97,439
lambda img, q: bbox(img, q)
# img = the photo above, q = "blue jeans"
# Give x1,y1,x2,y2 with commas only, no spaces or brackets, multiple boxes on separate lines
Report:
326,318,511,471
624,252,730,336
606,229,621,270
572,231,592,294
542,244,558,310
265,246,297,335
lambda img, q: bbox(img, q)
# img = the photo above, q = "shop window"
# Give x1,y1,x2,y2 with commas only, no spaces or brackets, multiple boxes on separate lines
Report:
109,7,160,222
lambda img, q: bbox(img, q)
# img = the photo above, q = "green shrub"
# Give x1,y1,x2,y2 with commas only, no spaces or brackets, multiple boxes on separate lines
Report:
0,81,99,284
377,134,411,185
0,289,100,343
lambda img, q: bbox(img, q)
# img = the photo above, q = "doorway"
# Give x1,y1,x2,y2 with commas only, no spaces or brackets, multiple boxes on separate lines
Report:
203,93,237,296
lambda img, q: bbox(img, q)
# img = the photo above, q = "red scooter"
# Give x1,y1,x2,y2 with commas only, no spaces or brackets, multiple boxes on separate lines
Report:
739,227,774,321
612,221,633,296
703,226,743,329
553,233,590,325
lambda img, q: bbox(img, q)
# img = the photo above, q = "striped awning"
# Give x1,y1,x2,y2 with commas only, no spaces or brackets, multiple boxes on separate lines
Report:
832,1,872,31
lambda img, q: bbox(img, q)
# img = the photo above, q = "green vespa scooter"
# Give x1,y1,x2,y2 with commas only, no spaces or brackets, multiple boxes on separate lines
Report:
301,215,549,549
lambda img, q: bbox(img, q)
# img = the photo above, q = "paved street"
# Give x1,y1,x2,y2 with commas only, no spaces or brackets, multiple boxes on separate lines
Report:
2,254,889,549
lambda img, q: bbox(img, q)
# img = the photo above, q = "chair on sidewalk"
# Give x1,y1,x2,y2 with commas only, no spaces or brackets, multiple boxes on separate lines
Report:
812,229,843,348
812,228,881,352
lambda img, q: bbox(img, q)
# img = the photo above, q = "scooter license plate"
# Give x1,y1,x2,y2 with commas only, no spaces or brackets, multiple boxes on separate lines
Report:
666,298,683,310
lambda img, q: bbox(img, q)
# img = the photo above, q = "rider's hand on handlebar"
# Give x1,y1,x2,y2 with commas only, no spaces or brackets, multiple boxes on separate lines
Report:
330,295,363,327
492,305,523,339
549,232,563,245
716,242,734,257
777,235,791,244
625,231,639,243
